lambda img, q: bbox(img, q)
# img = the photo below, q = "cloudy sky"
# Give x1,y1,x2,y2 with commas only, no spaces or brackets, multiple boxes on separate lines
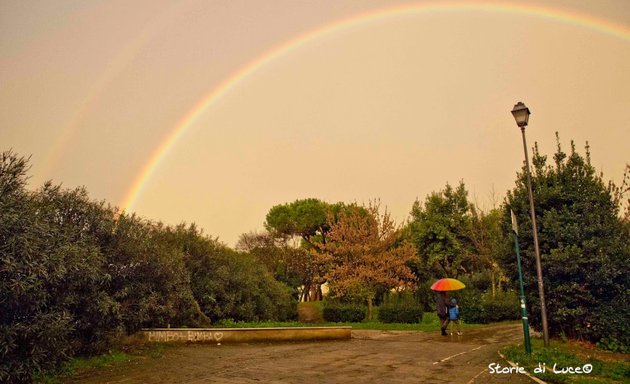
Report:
2,0,629,246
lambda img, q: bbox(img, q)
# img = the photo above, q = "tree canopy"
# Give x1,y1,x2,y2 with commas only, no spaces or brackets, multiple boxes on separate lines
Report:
264,198,351,300
409,181,475,278
500,138,629,348
0,150,296,382
312,202,417,319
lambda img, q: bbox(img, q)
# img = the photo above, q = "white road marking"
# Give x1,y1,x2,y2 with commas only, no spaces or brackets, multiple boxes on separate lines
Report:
433,346,483,365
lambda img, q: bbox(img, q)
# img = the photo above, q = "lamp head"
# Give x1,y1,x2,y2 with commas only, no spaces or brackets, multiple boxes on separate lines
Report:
511,102,530,128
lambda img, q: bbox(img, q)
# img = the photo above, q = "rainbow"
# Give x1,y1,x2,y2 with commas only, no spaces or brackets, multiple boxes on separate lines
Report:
40,1,197,179
121,1,630,212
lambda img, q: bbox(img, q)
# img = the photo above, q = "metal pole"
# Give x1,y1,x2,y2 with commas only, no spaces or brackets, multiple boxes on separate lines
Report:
520,127,550,347
511,210,532,353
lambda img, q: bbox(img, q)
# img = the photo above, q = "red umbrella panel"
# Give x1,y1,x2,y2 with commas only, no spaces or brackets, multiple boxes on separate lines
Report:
430,278,466,291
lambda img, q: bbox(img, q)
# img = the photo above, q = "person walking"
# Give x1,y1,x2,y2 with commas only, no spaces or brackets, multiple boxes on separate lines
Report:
446,298,462,336
436,291,449,336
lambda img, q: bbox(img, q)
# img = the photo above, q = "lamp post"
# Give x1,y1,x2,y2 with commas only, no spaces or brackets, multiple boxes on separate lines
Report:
511,101,549,347
511,209,532,353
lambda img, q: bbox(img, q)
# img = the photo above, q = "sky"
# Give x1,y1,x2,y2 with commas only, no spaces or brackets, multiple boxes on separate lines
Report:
2,0,629,247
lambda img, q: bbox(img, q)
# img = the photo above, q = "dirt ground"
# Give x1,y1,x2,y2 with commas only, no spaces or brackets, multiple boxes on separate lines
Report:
64,323,536,384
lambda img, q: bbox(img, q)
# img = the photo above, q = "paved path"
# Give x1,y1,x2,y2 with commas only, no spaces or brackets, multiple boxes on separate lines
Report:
66,324,535,384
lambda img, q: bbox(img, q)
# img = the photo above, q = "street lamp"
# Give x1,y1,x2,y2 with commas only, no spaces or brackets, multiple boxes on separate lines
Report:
511,101,549,347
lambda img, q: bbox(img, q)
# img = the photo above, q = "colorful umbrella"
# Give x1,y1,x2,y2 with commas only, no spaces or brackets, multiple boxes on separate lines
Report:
430,278,466,291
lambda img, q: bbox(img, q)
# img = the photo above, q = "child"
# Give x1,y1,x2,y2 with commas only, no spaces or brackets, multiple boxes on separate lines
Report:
446,298,462,336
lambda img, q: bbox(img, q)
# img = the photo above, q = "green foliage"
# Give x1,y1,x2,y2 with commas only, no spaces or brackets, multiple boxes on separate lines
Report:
597,337,628,354
480,290,520,323
457,288,485,324
322,301,366,322
35,350,131,382
457,287,519,324
409,181,474,278
502,338,630,384
265,198,333,244
264,198,344,301
297,301,324,323
501,138,630,349
236,231,308,298
378,292,424,323
163,224,297,323
104,215,205,333
1,150,299,382
1,151,115,383
591,299,629,353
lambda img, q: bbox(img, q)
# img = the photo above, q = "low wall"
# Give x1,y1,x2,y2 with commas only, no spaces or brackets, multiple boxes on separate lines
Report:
135,327,351,344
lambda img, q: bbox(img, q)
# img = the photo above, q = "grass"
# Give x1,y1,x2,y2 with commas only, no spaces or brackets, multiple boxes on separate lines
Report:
501,338,630,384
34,351,131,384
34,344,175,384
213,312,502,332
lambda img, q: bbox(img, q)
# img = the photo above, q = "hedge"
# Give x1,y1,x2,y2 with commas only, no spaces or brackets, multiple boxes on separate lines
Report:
322,302,366,322
378,292,423,323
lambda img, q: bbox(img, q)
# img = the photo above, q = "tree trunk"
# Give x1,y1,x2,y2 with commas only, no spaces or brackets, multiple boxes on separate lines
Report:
367,297,373,321
301,282,311,302
310,285,319,301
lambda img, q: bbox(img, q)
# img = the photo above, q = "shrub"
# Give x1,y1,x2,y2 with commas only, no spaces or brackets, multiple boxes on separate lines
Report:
378,292,423,323
457,289,486,324
165,224,297,323
0,153,115,382
590,296,629,352
322,301,366,322
458,289,519,324
298,302,324,323
481,290,520,323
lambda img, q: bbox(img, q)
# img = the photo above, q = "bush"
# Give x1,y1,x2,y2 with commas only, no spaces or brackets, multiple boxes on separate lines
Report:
0,150,302,382
0,153,115,382
458,289,486,324
298,302,324,323
481,290,520,323
378,292,423,323
458,289,519,324
164,224,297,323
590,296,629,352
322,301,366,322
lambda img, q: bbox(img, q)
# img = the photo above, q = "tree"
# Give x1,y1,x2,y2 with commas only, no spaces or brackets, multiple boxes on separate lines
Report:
265,198,332,246
0,149,297,382
162,224,296,323
467,206,508,296
611,164,630,225
236,231,308,297
500,138,629,348
0,151,116,382
265,198,343,301
32,183,121,354
102,215,205,333
312,202,417,320
409,181,475,278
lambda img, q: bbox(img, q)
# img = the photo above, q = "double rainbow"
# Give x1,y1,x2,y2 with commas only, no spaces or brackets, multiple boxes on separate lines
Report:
120,1,630,212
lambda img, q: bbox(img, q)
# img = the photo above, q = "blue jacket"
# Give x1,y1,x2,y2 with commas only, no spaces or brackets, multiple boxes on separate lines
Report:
448,305,460,320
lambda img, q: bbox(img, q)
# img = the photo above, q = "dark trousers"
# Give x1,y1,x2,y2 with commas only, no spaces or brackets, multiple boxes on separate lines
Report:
438,314,448,329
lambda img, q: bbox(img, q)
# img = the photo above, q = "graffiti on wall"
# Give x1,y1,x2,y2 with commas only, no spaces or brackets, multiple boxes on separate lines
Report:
145,330,224,343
